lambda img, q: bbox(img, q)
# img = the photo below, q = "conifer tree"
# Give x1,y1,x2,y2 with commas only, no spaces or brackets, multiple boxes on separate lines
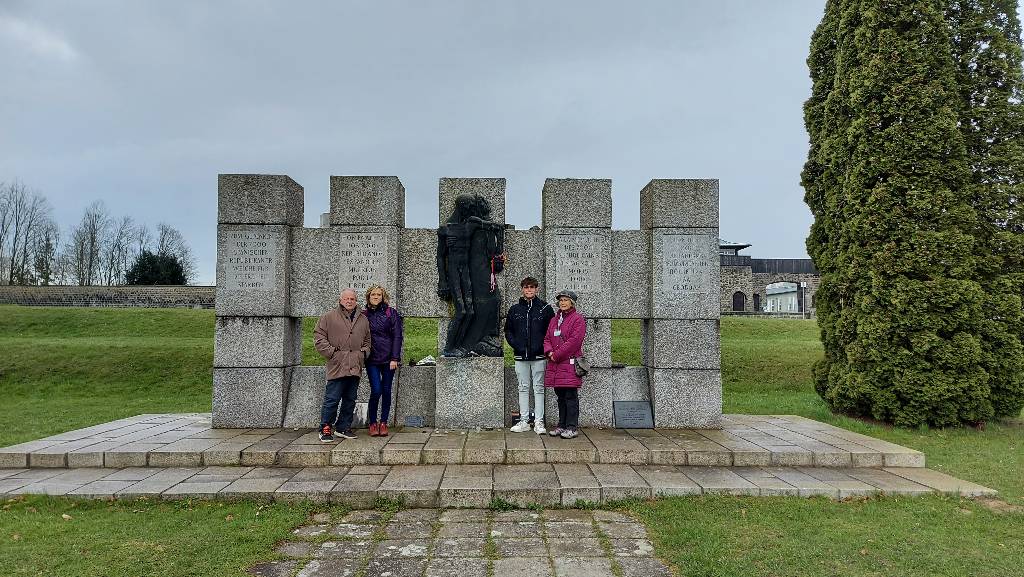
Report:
804,0,996,426
947,0,1024,418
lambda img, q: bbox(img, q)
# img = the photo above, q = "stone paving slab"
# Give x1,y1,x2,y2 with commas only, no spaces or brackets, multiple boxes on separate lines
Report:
1,463,991,505
2,413,930,469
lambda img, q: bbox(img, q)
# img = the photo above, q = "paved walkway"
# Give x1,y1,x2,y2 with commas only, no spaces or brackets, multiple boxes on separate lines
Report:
248,508,671,577
0,413,926,469
0,463,994,505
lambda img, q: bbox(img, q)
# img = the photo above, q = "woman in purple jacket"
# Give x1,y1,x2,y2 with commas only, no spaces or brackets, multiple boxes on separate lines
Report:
544,289,586,439
363,284,404,437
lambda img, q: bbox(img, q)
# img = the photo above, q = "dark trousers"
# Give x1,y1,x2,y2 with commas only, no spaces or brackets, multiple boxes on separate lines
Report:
554,387,580,430
321,376,359,432
366,364,395,424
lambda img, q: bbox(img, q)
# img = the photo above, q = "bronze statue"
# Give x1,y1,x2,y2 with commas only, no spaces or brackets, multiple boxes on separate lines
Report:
437,193,505,357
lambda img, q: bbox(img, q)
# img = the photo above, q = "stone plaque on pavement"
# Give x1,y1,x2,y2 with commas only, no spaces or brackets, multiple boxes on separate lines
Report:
613,401,654,429
223,230,282,291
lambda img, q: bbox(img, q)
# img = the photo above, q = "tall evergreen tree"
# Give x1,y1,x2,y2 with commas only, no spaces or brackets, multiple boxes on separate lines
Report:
804,0,996,426
947,0,1024,419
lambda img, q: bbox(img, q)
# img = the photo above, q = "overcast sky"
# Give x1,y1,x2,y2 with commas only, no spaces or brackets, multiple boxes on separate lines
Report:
2,1,845,284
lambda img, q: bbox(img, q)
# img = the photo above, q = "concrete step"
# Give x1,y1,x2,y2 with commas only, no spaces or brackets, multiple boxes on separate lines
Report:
0,463,994,506
0,413,926,469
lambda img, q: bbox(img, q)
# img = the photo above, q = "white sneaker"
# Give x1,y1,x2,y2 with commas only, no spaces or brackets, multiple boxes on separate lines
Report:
534,422,547,435
510,421,532,433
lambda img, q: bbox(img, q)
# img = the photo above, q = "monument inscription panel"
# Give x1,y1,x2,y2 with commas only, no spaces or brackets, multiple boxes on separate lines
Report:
223,230,281,291
339,232,388,294
554,233,605,293
661,234,714,298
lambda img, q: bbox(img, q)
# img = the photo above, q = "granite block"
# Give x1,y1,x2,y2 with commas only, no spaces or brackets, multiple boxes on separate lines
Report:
214,316,301,368
329,176,405,227
544,227,612,319
642,319,720,369
397,228,447,318
218,174,303,226
335,226,400,308
649,369,721,429
215,224,290,316
541,178,612,228
501,228,547,316
576,367,615,428
611,229,651,319
213,367,290,428
650,230,719,320
439,177,505,225
376,465,444,508
289,226,340,317
640,179,718,230
435,356,504,429
610,367,650,402
394,365,437,428
584,318,612,368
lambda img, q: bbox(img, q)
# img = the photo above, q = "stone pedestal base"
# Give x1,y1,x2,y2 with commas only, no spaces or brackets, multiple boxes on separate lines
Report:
649,369,722,429
435,356,504,429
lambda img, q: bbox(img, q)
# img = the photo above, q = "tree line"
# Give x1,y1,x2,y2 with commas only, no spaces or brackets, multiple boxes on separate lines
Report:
0,180,196,286
803,0,1024,426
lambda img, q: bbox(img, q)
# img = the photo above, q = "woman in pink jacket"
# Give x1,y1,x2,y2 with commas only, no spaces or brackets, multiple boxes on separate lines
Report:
544,289,586,439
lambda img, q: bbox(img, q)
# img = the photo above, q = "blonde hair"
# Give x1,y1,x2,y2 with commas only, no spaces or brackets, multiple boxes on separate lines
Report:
365,284,390,305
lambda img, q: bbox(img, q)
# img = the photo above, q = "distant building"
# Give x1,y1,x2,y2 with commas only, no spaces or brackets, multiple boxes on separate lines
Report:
719,240,819,317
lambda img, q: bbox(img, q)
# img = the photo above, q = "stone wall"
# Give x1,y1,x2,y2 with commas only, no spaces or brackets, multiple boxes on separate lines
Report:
0,285,215,309
213,174,722,430
720,265,753,312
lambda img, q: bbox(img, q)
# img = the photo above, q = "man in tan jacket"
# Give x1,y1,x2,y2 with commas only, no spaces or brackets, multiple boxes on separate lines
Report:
314,288,371,442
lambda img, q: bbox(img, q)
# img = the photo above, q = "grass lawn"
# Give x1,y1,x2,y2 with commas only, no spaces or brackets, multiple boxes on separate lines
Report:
1,305,1022,576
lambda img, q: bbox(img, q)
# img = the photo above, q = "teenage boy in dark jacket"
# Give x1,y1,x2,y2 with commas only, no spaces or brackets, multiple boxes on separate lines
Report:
503,277,556,433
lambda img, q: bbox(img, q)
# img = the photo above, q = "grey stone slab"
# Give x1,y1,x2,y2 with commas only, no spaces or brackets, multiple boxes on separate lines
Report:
275,541,313,558
732,467,800,496
425,557,489,577
617,558,673,577
884,467,996,497
545,522,599,539
385,520,436,538
0,469,29,480
277,444,334,467
493,463,560,507
202,435,270,466
439,177,505,226
374,539,432,558
381,443,424,465
377,465,444,508
490,521,544,538
650,230,720,320
296,558,360,577
214,316,301,368
149,438,223,467
649,369,721,429
276,480,338,501
597,521,648,539
843,468,933,496
67,479,136,497
435,356,504,429
0,452,28,468
103,444,161,468
283,366,327,429
291,524,331,538
5,468,69,482
331,436,390,466
505,433,546,464
423,433,466,464
796,468,880,498
330,175,405,227
334,226,401,308
493,536,548,557
761,467,839,498
463,432,505,464
611,229,652,318
393,365,437,428
248,559,301,577
215,224,290,316
641,179,718,230
493,558,554,576
439,509,491,523
331,473,386,508
396,228,446,319
161,480,230,498
552,557,615,577
542,178,612,228
608,539,656,558
633,465,701,496
117,467,200,496
589,464,652,501
544,227,613,319
289,226,340,317
583,318,612,369
642,319,720,369
213,367,290,429
217,174,303,226
432,537,488,558
544,509,595,523
10,482,84,496
393,508,442,522
221,476,291,498
543,433,597,464
365,558,427,577
439,464,492,508
678,466,758,495
437,522,489,538
591,436,648,465
501,228,547,316
493,510,542,522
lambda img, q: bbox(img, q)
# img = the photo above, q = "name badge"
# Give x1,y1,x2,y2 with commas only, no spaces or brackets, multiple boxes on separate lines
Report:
553,329,561,337
569,358,575,365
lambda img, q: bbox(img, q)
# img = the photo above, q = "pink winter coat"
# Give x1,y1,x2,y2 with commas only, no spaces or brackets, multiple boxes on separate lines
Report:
543,308,587,388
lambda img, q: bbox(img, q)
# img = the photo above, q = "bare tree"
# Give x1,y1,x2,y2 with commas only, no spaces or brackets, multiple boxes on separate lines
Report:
101,215,135,285
156,222,196,284
69,201,110,285
0,182,12,283
3,181,50,285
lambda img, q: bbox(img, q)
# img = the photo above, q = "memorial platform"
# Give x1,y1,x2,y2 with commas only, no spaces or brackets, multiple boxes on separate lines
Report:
0,414,926,469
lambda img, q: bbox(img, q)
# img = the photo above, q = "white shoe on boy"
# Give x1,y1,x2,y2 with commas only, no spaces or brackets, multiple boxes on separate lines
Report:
534,421,546,435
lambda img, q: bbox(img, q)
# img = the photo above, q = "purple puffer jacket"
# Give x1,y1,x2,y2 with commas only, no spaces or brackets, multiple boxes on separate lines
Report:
363,303,404,365
543,308,587,388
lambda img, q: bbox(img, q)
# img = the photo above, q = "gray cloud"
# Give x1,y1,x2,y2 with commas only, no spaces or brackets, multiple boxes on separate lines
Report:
1,1,835,283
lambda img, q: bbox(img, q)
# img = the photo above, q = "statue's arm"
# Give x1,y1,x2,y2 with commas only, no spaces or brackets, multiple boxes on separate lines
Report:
436,227,450,300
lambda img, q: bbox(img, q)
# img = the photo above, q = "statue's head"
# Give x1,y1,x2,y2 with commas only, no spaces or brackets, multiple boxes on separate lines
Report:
472,194,492,220
451,194,475,222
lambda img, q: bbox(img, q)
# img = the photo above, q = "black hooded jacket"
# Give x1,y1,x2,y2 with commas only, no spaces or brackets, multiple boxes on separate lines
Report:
504,297,556,361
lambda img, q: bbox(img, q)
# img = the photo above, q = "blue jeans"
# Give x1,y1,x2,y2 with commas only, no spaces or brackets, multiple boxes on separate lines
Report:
366,364,395,424
321,376,359,432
